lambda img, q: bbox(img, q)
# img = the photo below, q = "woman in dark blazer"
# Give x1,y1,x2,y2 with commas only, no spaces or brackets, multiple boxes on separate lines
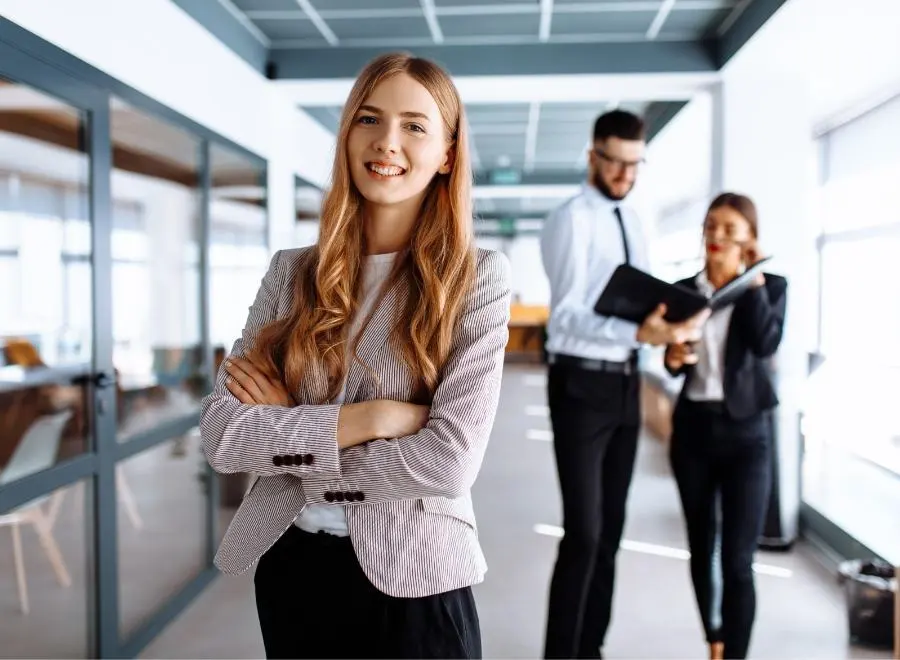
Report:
665,192,788,660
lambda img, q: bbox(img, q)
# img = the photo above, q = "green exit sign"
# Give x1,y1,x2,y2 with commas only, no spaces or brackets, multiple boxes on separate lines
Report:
489,168,521,185
498,217,516,236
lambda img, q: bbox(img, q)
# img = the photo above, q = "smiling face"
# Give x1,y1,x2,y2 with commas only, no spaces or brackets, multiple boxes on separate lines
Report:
347,73,453,217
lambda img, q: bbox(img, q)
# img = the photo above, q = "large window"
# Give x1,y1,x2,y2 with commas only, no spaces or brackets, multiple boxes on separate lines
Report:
801,94,900,561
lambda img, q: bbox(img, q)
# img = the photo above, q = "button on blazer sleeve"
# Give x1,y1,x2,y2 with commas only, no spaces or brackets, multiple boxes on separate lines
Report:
302,250,512,504
199,250,343,479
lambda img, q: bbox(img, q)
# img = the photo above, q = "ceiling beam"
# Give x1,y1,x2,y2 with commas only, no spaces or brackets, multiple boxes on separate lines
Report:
644,100,689,139
170,0,268,73
269,41,716,79
714,0,790,67
281,71,716,106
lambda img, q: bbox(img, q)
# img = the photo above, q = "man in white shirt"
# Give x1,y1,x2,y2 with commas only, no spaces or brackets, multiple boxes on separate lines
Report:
540,110,708,659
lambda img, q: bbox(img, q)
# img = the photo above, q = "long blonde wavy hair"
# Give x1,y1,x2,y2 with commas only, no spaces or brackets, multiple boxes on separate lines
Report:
247,53,476,403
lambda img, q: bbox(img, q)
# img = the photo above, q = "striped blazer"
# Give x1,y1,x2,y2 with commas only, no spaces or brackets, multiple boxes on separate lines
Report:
200,246,511,598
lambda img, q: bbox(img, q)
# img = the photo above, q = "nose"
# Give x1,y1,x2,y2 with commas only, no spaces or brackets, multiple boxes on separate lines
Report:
373,122,400,155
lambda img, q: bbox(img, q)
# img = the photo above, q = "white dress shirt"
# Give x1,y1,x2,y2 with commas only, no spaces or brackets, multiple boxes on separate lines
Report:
540,183,651,362
685,270,734,402
295,251,397,536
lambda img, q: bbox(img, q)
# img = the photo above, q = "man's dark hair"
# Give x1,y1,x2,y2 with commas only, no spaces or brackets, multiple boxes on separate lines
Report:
592,109,645,142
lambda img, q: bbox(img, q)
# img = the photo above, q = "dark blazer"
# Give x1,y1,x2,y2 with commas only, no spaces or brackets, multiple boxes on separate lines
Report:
666,273,788,420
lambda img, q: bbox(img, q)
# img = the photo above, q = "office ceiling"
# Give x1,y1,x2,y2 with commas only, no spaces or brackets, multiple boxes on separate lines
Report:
231,0,743,48
304,99,658,179
171,0,785,205
172,0,785,78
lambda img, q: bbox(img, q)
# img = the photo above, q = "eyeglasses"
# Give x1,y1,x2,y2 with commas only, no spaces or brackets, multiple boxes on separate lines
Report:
593,148,645,171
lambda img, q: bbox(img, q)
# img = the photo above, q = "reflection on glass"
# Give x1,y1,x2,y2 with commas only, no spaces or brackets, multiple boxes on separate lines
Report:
109,98,204,443
209,143,268,355
208,145,268,532
0,476,92,657
0,77,93,477
117,432,207,638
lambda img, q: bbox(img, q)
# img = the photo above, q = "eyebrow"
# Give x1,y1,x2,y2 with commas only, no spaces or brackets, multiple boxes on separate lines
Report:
358,104,431,121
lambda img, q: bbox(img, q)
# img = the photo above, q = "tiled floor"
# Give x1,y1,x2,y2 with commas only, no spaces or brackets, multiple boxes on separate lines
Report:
139,365,892,659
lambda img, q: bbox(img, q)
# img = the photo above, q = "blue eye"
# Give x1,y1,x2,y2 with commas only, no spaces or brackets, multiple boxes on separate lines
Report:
358,115,377,125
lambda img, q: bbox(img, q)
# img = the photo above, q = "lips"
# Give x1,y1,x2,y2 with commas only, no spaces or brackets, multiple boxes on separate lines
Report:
366,161,406,176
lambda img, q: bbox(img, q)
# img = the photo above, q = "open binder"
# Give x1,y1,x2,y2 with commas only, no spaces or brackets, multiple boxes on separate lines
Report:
593,258,771,324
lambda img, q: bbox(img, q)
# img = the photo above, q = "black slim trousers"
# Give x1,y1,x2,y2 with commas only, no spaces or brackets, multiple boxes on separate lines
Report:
543,363,641,659
254,526,482,659
669,400,772,659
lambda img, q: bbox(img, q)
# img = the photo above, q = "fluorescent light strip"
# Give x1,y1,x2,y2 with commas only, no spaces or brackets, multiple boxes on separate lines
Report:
539,0,555,41
526,429,554,442
524,102,542,173
293,0,339,46
646,0,677,40
420,0,444,44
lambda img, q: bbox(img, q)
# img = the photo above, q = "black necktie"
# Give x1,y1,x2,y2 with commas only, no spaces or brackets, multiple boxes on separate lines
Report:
613,206,631,265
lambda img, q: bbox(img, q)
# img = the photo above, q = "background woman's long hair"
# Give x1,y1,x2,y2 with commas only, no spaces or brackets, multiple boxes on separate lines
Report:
247,53,476,402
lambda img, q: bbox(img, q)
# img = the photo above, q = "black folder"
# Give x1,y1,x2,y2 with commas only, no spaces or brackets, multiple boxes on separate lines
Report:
593,258,771,324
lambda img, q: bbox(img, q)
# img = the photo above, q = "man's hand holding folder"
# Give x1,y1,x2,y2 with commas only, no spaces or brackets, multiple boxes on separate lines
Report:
635,303,709,347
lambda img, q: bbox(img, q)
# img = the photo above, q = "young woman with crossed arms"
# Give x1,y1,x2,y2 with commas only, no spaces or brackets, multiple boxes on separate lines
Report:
199,53,511,659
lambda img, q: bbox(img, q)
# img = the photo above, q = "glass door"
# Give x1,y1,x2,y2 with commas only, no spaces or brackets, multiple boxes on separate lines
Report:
0,43,111,658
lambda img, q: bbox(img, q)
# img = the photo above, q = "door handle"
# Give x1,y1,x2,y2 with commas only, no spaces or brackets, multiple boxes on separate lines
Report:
73,371,116,390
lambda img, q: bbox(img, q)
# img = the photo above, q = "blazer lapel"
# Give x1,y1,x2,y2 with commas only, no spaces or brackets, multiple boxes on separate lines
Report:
342,278,406,404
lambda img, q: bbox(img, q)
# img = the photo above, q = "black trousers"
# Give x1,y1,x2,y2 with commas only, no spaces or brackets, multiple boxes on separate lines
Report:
254,526,482,659
669,400,772,660
543,363,640,659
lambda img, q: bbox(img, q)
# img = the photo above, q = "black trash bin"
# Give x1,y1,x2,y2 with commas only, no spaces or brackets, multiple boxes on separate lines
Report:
837,558,896,649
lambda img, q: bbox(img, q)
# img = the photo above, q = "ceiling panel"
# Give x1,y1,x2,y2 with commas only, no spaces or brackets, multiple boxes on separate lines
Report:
659,8,732,38
310,0,422,10
551,10,656,36
541,101,607,122
328,16,431,40
436,0,530,6
232,0,299,11
467,103,531,124
301,99,663,177
253,18,324,40
439,13,540,38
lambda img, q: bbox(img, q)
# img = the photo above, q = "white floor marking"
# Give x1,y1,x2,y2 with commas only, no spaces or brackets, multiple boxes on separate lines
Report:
532,524,793,578
525,405,550,417
526,429,554,442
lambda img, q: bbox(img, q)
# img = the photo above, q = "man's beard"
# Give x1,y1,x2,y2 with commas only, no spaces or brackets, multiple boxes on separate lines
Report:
592,171,632,202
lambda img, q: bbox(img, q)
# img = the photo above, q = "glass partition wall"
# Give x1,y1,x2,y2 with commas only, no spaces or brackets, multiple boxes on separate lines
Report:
0,27,268,658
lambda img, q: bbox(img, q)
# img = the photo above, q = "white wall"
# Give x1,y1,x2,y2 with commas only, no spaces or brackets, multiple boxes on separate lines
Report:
0,0,336,251
723,0,900,129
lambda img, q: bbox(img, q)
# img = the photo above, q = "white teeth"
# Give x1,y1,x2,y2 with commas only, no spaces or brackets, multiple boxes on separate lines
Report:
368,163,404,176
